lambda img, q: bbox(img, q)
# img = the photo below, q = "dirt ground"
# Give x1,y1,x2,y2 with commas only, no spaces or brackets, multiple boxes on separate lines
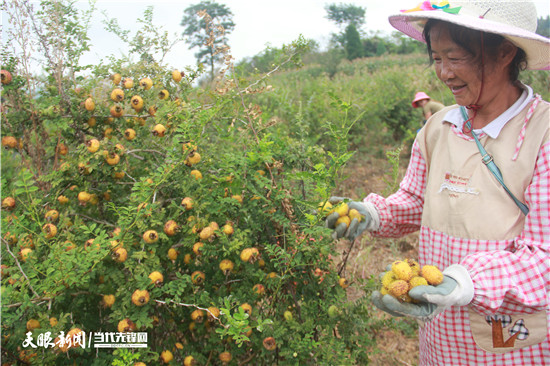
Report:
334,152,420,366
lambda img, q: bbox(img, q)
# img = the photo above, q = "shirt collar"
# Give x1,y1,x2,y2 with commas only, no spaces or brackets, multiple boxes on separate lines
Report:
442,83,533,139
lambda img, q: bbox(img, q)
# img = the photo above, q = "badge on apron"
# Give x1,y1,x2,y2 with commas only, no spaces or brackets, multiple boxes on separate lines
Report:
469,308,547,353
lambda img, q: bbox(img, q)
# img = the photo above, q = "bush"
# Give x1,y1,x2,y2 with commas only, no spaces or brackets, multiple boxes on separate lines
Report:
1,2,385,365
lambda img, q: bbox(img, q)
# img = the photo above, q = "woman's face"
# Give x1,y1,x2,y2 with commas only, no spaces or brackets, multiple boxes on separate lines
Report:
429,24,484,106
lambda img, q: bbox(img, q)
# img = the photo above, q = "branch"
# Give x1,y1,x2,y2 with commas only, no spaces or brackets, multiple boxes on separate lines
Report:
2,238,40,298
154,299,226,328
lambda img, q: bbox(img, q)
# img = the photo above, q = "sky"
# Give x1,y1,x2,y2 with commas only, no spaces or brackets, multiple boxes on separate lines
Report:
3,0,550,71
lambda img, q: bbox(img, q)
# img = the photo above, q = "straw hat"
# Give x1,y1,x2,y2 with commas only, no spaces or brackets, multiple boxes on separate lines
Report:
412,91,431,107
389,0,550,70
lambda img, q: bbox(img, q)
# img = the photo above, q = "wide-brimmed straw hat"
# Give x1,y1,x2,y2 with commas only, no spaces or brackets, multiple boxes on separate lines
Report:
389,0,550,70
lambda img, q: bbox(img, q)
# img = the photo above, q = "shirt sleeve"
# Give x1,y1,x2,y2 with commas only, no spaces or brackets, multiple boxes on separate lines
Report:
364,139,426,238
461,141,550,314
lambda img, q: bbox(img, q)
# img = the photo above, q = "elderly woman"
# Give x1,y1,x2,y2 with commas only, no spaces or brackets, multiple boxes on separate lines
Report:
326,0,550,364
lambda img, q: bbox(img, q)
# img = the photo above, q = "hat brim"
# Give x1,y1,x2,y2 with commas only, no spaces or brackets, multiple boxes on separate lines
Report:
389,11,550,70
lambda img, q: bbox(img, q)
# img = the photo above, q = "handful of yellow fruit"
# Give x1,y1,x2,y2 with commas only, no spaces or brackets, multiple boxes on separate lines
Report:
380,259,444,303
318,201,362,227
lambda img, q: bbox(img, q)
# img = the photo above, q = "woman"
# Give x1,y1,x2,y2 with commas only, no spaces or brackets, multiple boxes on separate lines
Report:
412,91,445,121
326,0,550,364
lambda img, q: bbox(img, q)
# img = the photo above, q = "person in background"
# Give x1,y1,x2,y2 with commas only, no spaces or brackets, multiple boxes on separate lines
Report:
326,0,550,364
412,91,445,123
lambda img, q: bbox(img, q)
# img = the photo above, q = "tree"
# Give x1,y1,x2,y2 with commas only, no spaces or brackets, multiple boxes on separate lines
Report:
181,0,235,80
536,15,550,38
325,3,366,28
344,24,363,60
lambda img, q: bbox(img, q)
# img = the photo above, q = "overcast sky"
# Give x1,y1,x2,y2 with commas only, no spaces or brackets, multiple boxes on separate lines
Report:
4,0,550,71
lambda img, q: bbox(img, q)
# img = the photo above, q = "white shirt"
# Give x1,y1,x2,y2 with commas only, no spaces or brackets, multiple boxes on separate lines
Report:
442,83,533,138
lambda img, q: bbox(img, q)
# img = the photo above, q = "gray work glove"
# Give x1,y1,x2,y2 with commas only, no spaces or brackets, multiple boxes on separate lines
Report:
371,264,474,322
324,196,380,241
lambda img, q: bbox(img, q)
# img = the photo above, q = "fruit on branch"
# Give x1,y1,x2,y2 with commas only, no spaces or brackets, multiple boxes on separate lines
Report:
111,73,122,85
131,289,150,306
172,69,184,82
84,97,95,111
139,77,153,90
130,95,144,111
142,230,159,244
1,70,13,85
110,88,124,102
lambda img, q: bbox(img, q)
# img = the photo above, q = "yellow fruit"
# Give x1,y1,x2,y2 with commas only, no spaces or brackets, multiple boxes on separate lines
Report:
152,124,166,137
86,138,100,153
122,128,136,141
191,309,204,322
421,265,444,285
149,271,164,286
131,289,150,306
185,151,201,166
409,276,429,289
164,220,179,236
172,69,183,82
391,260,413,281
105,152,120,166
87,117,96,127
339,277,350,288
1,136,18,149
84,97,95,111
104,127,114,139
184,355,197,366
181,197,193,210
110,105,124,118
49,317,58,327
348,208,362,222
102,294,115,308
167,248,178,261
219,351,232,363
45,209,59,222
158,89,169,100
219,259,234,275
42,223,57,239
160,350,173,363
2,196,16,210
263,337,277,351
110,88,124,102
333,203,349,217
130,95,144,110
111,73,122,85
388,280,409,298
142,230,159,244
122,78,134,89
240,303,252,315
406,258,421,277
335,215,351,228
117,318,136,332
199,226,215,240
192,242,204,255
207,306,220,321
253,283,265,296
318,201,333,215
191,271,205,285
240,247,260,263
222,223,233,236
113,247,127,263
26,319,40,331
190,169,202,180
78,191,91,204
381,270,398,289
139,77,153,90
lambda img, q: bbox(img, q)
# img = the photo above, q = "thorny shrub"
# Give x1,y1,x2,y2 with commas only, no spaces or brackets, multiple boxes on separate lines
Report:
1,1,385,365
